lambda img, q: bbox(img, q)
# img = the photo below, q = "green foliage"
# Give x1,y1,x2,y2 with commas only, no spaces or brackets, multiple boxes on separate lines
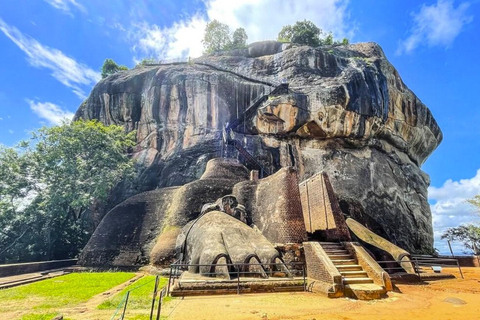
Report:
135,57,158,68
98,276,169,310
0,120,136,262
20,313,60,320
232,27,248,49
342,37,350,45
278,20,321,46
467,195,480,214
101,58,128,78
277,20,349,46
441,224,480,255
323,32,333,45
0,272,135,316
202,19,232,54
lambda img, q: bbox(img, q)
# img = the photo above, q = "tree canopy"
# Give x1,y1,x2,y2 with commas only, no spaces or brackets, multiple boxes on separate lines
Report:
232,27,248,49
441,224,480,255
101,58,128,78
468,195,480,212
202,20,232,54
0,120,136,263
202,20,249,54
277,20,349,46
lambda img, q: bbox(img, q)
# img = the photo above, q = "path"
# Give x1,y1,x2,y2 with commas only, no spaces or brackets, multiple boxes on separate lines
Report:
164,267,480,320
60,273,144,319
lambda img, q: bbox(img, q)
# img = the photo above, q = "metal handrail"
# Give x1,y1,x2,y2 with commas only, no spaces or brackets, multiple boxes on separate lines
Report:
167,261,306,295
376,257,464,279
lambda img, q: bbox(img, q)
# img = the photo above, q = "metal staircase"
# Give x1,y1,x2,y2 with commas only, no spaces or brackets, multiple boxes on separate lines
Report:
221,83,291,177
222,127,270,177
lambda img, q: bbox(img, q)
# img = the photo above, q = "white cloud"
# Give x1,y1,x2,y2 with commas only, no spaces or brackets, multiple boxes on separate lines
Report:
397,0,472,54
132,14,207,60
0,18,100,99
44,0,86,15
8,130,13,134
26,99,74,125
131,0,352,60
429,170,480,254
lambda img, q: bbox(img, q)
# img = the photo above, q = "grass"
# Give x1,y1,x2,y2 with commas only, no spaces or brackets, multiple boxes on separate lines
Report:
19,313,61,320
0,272,136,319
97,275,170,310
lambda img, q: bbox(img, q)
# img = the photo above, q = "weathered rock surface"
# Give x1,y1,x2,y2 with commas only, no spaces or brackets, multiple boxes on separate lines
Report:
75,41,442,254
178,210,281,277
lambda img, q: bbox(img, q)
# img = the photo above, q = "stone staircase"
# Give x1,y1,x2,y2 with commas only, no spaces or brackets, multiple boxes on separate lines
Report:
319,242,386,299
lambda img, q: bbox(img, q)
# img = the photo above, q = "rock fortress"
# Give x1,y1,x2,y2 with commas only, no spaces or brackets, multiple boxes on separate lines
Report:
75,41,443,299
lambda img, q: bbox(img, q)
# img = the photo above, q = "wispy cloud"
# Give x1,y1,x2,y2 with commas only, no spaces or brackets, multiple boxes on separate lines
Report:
429,170,480,254
26,99,74,125
397,0,472,55
8,130,14,134
0,18,100,99
44,0,86,15
132,14,206,60
131,0,353,60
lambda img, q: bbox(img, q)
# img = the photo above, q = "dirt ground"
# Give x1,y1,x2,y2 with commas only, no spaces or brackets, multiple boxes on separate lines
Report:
161,267,480,320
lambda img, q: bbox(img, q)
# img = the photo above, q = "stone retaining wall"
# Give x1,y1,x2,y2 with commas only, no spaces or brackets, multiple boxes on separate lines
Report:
0,259,77,277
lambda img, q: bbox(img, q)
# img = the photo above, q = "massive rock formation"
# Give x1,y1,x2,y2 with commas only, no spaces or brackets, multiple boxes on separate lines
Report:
75,41,442,257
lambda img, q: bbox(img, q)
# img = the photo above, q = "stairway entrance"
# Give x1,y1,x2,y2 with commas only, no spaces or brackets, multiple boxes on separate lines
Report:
318,242,387,300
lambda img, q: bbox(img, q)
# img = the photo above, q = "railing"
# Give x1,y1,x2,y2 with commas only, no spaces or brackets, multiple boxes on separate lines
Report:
167,261,306,295
377,256,464,279
109,275,167,320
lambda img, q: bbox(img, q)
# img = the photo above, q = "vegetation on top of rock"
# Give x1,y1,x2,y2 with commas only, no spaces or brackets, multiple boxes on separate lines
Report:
232,27,248,49
0,120,136,263
135,57,158,68
277,20,349,46
202,20,249,54
101,58,128,78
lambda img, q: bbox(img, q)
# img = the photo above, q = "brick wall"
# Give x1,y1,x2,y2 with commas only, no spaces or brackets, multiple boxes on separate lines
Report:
303,242,342,284
235,167,307,244
445,256,480,267
299,172,351,241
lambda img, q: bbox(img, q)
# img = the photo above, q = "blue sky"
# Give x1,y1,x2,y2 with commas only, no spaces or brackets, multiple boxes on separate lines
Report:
0,0,479,254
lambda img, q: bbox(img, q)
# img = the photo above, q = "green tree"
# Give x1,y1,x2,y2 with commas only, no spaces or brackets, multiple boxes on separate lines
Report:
467,195,480,212
0,120,136,262
135,57,158,68
232,27,248,49
202,19,232,54
101,58,128,78
441,224,480,255
277,20,322,47
324,32,334,45
277,20,350,46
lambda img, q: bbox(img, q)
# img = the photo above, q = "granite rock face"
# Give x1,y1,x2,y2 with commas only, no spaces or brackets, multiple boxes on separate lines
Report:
75,41,442,254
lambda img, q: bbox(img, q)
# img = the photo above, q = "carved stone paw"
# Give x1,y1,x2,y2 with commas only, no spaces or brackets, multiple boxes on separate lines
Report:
176,211,288,279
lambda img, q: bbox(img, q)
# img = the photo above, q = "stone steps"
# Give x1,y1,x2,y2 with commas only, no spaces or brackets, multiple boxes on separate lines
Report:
332,259,357,265
340,270,368,278
336,265,363,272
345,283,386,300
343,277,374,285
323,249,349,254
319,242,386,300
329,254,353,260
